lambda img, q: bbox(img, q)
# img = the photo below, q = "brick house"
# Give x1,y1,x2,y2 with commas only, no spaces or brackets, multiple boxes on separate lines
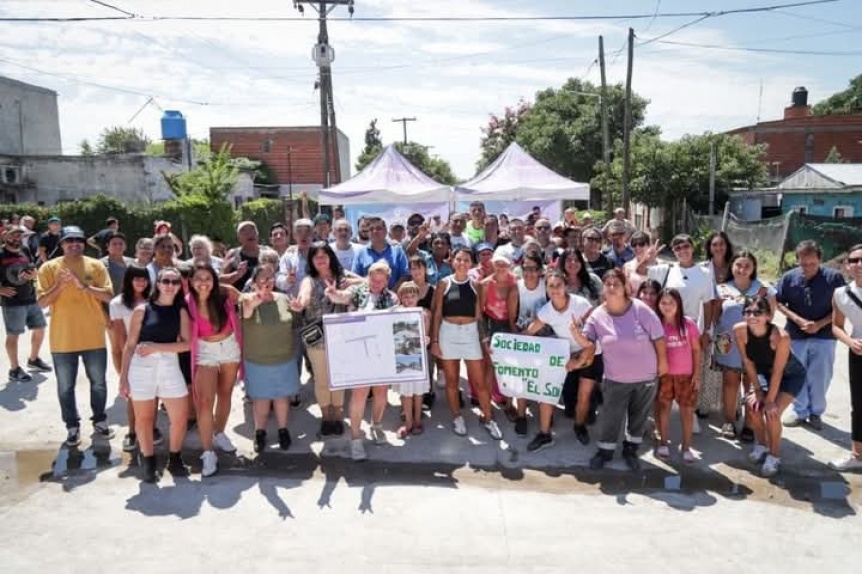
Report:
726,87,862,184
209,126,350,199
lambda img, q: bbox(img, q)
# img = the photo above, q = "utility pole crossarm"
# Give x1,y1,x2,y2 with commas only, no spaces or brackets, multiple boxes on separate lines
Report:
392,117,418,145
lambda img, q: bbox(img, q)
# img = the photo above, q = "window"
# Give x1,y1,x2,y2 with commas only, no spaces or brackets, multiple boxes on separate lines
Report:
833,206,853,218
804,133,815,163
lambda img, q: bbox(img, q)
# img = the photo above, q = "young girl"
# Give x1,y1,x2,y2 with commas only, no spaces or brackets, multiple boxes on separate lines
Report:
636,279,662,313
394,281,431,438
655,288,702,463
734,295,806,477
479,252,519,419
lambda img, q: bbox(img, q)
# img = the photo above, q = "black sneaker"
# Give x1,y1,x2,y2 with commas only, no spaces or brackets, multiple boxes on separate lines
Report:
167,452,190,477
8,367,32,382
26,357,52,372
254,430,267,453
122,433,138,452
141,454,160,483
93,421,114,440
526,432,554,452
808,414,824,431
66,427,81,447
278,428,291,450
152,427,164,446
290,396,302,409
422,392,435,409
739,426,755,444
574,424,590,445
332,420,345,436
589,449,613,470
621,441,641,471
514,416,528,436
320,420,333,437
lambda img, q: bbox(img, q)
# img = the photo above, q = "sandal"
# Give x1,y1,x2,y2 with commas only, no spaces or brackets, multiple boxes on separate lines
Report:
397,425,411,439
655,445,671,460
681,449,696,464
412,423,424,435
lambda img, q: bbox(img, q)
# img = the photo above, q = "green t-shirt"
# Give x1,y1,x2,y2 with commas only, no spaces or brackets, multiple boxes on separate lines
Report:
465,221,485,244
241,294,297,364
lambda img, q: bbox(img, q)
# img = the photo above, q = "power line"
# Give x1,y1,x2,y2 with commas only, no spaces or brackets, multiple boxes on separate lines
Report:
87,1,137,17
0,0,839,23
636,14,712,46
639,39,862,56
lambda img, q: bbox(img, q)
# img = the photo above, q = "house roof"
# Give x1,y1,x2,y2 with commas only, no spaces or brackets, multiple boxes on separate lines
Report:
804,164,862,187
778,163,862,192
0,75,58,96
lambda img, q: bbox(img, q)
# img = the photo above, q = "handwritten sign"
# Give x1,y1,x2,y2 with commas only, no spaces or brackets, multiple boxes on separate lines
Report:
491,333,569,405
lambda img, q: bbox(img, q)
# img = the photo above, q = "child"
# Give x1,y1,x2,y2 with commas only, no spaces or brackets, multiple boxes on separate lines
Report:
655,288,702,463
395,281,431,438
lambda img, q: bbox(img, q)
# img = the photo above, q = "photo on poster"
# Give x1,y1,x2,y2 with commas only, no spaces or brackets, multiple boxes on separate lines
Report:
393,318,423,373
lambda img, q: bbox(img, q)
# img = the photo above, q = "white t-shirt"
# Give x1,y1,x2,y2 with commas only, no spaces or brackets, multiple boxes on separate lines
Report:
108,295,139,333
450,234,472,250
834,284,862,339
334,243,362,272
537,294,593,353
517,278,547,329
652,263,716,330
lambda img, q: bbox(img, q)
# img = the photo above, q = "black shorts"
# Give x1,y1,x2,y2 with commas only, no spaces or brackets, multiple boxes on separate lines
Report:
576,353,604,382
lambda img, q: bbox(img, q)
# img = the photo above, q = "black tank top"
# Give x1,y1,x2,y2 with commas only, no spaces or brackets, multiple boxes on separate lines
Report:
745,323,775,374
139,303,181,344
442,277,476,318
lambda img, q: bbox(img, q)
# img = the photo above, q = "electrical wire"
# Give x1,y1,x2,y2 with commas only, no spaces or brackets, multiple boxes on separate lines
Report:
87,1,137,17
639,39,862,56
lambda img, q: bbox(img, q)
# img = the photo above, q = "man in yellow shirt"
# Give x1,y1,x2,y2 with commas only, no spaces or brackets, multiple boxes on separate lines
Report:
37,226,115,447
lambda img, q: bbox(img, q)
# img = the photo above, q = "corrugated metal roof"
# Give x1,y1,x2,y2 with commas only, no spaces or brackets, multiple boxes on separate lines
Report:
806,163,862,187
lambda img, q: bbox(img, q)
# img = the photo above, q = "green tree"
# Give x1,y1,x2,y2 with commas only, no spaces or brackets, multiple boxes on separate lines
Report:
79,139,95,156
477,99,531,171
813,74,862,115
146,139,212,158
162,146,238,203
824,145,845,163
96,126,150,154
355,119,383,172
394,142,457,185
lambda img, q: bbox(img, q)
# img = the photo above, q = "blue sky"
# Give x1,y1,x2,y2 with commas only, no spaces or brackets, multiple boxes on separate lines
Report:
0,0,859,179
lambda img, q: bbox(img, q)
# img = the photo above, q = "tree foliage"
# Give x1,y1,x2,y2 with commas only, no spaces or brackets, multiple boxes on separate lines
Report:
824,145,845,163
356,119,383,172
812,74,862,116
162,146,238,203
146,139,212,158
355,119,458,185
96,126,150,155
477,78,650,184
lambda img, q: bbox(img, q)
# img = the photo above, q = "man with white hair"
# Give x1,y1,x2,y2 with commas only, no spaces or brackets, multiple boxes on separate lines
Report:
332,218,362,271
276,218,314,296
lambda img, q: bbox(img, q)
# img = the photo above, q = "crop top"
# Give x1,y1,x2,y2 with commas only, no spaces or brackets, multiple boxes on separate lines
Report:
442,277,477,318
197,313,231,337
138,303,181,344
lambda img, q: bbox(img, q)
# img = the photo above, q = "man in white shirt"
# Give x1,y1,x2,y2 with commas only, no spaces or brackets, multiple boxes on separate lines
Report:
332,218,362,272
494,218,527,264
448,213,472,249
276,219,313,296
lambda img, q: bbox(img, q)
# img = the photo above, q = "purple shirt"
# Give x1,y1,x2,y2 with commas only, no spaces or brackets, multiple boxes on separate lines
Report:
583,298,664,383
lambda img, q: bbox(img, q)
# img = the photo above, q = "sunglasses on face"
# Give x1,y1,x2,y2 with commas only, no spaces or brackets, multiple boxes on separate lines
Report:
62,238,85,244
673,243,692,251
159,279,182,286
632,241,647,247
522,266,540,272
535,225,551,231
848,257,862,264
585,236,601,243
743,309,765,317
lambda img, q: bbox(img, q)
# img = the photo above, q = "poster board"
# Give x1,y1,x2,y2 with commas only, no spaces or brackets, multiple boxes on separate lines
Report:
491,333,569,405
324,308,428,390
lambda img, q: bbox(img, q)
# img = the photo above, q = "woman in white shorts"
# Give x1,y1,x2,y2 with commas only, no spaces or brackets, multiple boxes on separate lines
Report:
119,267,191,484
187,262,243,477
430,246,502,440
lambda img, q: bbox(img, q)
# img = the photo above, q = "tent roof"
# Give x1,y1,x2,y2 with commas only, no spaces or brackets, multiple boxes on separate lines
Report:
317,145,450,205
455,142,590,201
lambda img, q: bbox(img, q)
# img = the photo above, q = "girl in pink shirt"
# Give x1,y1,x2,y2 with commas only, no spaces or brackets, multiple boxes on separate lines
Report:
656,288,702,463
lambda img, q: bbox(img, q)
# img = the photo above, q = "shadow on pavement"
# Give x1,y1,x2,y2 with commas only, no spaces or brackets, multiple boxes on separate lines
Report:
0,374,49,412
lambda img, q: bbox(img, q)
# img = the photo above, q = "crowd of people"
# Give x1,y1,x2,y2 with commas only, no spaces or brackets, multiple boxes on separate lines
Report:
1,204,860,484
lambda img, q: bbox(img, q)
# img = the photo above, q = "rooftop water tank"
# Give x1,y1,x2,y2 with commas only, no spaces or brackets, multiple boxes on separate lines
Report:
161,110,187,140
792,87,808,108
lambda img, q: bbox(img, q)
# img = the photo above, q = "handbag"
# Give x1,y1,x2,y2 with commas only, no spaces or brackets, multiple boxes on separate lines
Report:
300,320,324,347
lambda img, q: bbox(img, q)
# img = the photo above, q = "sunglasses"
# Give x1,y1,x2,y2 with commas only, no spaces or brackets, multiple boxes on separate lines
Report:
62,238,85,244
535,225,551,231
159,279,182,286
522,266,540,272
743,309,765,317
632,241,647,247
849,257,862,264
585,236,602,243
673,243,692,251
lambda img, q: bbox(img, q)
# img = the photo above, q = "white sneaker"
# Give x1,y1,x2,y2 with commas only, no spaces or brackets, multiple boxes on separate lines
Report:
452,415,467,436
761,454,781,477
370,423,386,445
829,454,862,471
201,450,218,477
213,432,236,453
351,438,366,461
748,444,769,464
692,416,701,435
484,419,503,440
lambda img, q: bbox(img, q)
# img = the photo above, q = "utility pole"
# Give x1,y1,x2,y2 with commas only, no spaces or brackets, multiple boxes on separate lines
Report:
392,117,417,145
709,139,717,215
598,36,611,217
295,0,354,189
621,27,634,218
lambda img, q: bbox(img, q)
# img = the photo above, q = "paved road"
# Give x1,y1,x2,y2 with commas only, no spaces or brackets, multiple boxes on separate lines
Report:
1,314,861,571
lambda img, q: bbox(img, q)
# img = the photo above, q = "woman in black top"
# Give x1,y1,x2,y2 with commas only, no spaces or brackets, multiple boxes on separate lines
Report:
120,267,192,483
734,295,806,478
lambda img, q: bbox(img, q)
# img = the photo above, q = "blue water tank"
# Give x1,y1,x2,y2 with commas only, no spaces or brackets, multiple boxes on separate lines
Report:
161,110,187,140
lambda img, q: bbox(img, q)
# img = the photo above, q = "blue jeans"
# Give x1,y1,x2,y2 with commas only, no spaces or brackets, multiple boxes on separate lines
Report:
52,348,108,429
790,338,836,418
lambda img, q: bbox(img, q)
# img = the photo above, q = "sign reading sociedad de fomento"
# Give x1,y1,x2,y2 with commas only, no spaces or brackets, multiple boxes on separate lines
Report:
491,333,568,405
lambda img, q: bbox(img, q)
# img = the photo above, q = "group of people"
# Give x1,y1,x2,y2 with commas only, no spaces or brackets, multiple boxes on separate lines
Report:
1,202,860,485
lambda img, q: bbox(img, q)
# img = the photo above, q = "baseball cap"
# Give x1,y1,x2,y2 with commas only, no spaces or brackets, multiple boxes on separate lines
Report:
491,250,512,266
313,213,332,225
60,226,85,241
294,218,313,229
475,242,494,253
236,220,257,234
47,216,61,224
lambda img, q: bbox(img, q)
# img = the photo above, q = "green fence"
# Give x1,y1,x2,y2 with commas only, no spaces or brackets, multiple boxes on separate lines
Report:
786,213,862,264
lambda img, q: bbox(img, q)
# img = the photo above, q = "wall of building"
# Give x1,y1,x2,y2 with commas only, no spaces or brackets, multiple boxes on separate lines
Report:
782,191,862,218
0,76,62,156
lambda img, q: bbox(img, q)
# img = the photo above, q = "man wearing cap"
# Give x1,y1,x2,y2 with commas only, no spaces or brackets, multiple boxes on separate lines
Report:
1,225,51,382
352,216,409,289
38,216,63,264
603,220,635,268
276,218,314,296
222,220,260,290
37,226,115,447
469,242,495,281
87,216,120,258
313,213,333,243
388,221,407,245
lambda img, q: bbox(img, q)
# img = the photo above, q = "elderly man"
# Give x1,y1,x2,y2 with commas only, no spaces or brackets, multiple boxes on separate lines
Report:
603,220,635,268
222,220,261,290
601,207,636,240
37,226,114,447
332,218,362,272
1,225,51,382
776,240,845,430
276,218,314,296
352,216,409,289
533,218,557,263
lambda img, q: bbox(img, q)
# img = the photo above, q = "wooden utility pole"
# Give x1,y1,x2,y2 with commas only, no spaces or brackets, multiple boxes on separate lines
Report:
709,140,717,215
621,27,634,218
598,35,611,217
392,117,417,144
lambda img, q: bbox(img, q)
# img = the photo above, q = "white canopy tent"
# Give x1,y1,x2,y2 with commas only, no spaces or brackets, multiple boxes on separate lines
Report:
316,144,451,205
454,142,590,202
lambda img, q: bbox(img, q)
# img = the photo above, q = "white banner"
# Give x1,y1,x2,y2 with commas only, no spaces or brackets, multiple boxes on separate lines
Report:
324,308,428,390
455,199,562,225
343,203,450,229
491,333,569,405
